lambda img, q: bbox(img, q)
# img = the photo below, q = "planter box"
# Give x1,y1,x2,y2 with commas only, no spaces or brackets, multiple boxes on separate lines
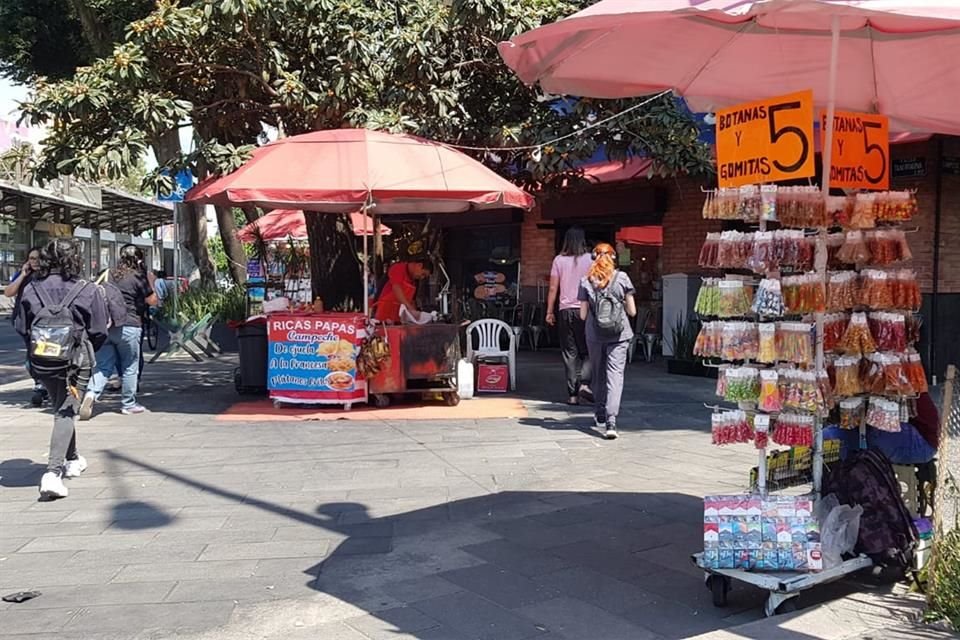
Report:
666,358,717,379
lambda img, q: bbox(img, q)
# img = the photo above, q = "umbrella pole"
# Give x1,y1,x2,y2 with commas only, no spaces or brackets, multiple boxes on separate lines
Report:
813,15,841,496
363,209,369,317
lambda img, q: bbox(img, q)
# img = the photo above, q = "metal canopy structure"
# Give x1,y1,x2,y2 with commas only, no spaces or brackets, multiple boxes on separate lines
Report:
0,175,172,235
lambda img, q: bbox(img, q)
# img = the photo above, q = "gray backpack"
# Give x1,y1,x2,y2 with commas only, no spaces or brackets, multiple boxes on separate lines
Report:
593,281,625,336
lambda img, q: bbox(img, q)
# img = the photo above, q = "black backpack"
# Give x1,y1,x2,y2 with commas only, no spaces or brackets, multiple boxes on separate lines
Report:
28,280,89,377
593,283,625,336
823,449,919,579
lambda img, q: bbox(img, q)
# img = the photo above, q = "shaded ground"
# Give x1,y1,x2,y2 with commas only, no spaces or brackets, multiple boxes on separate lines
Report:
0,323,946,639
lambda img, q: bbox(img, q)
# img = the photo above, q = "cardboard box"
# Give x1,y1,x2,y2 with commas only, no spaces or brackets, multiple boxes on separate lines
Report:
476,363,508,393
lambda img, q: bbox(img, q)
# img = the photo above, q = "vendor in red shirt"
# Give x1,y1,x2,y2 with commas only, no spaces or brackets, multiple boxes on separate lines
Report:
373,259,433,324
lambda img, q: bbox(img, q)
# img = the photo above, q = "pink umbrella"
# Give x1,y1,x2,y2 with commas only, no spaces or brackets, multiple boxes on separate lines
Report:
186,128,534,213
499,0,960,136
236,209,391,242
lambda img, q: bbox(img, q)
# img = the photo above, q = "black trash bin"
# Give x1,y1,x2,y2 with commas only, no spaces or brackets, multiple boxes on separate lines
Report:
235,321,268,394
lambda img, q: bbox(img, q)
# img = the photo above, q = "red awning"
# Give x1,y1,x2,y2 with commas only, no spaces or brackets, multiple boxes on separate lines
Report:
616,225,663,246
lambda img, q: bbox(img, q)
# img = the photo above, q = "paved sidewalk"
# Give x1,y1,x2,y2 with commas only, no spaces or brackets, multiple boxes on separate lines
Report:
0,331,948,639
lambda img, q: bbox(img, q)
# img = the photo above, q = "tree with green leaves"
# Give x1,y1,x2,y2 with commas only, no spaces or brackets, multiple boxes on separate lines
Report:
17,0,712,301
0,0,156,82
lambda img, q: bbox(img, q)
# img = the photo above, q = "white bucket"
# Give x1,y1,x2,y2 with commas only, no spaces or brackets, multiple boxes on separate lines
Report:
457,359,474,400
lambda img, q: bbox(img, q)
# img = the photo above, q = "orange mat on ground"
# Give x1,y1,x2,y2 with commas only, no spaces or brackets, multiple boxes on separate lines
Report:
217,397,527,422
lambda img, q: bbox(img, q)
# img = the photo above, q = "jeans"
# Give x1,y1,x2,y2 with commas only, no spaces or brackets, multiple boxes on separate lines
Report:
89,326,142,409
588,339,629,424
823,424,936,465
558,308,590,397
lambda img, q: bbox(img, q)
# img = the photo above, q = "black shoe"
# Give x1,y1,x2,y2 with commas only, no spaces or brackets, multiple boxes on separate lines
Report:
578,385,595,404
30,389,46,407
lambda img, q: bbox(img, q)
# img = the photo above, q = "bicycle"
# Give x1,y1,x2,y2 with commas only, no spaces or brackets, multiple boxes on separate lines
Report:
143,310,159,351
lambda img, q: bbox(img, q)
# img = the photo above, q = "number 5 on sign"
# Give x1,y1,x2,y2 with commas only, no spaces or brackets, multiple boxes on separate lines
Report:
820,110,890,190
716,90,816,188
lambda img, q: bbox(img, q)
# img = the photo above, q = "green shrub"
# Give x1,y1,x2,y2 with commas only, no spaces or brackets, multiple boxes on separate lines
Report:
929,527,960,629
159,284,246,325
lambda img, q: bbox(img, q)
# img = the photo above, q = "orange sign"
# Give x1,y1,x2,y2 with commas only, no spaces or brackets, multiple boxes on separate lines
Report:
716,90,816,188
820,110,890,190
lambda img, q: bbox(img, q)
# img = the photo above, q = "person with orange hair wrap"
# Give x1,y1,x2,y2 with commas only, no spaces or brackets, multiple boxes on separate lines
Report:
577,243,637,439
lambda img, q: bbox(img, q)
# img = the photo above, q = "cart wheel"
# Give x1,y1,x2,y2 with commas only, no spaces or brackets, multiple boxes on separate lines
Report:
444,392,461,407
273,400,283,409
775,598,797,614
344,403,352,412
708,575,729,607
372,394,390,408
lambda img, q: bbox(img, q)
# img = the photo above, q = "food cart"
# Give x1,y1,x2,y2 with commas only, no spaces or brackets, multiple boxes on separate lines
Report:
368,323,462,407
186,128,534,409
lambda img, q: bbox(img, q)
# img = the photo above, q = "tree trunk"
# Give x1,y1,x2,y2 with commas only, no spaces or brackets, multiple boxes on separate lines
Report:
239,205,261,224
182,203,216,285
214,205,248,285
152,128,216,286
306,214,362,311
67,0,113,56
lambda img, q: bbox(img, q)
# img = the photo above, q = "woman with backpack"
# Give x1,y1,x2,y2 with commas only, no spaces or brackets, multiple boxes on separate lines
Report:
13,239,108,499
578,243,637,439
81,244,157,418
545,227,593,405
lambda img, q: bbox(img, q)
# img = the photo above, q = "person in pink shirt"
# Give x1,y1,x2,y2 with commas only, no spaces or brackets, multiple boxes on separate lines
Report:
545,227,593,405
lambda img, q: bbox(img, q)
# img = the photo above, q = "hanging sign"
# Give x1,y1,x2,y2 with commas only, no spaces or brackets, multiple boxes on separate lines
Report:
892,157,926,179
716,90,815,188
820,110,889,190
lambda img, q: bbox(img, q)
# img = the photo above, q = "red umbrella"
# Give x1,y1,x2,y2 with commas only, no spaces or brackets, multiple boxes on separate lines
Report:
236,209,391,242
186,128,534,213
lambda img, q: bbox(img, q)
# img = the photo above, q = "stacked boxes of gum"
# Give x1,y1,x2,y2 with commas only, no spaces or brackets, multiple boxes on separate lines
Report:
702,495,822,572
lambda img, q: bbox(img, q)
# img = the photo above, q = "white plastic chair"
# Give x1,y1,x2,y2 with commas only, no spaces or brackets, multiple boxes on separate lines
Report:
466,319,517,390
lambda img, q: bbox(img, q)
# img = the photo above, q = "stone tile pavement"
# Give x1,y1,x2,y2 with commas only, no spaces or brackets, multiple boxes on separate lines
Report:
0,327,951,639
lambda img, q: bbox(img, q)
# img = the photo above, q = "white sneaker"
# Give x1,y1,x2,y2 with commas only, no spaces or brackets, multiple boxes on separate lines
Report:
64,456,88,478
605,424,619,440
39,471,69,499
79,393,95,421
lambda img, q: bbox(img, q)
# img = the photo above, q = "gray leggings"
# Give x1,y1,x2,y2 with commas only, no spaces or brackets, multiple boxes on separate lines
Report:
39,367,89,472
588,339,629,423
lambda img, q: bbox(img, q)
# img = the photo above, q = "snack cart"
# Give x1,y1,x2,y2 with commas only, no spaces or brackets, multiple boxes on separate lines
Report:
367,323,462,407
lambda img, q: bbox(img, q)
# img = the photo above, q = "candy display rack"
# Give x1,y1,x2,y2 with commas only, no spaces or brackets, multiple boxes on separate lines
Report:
689,185,926,615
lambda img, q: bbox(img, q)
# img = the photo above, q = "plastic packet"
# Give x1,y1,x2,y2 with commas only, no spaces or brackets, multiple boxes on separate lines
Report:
761,185,778,221
757,323,777,363
833,355,863,396
699,232,721,268
837,231,871,266
866,396,901,432
758,369,782,412
850,193,877,229
838,397,866,430
752,278,785,317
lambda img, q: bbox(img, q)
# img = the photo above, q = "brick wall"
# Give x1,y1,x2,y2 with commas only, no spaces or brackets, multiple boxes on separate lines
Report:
519,203,556,296
889,138,960,294
657,174,721,275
